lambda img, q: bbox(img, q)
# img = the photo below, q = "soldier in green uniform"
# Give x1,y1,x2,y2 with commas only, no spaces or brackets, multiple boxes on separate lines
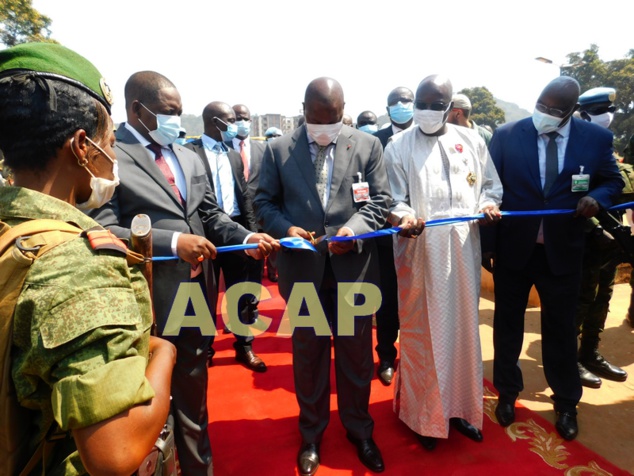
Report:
575,87,628,388
0,43,176,475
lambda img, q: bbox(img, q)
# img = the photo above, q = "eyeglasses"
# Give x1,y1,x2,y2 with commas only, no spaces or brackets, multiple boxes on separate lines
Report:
414,101,450,112
583,105,616,115
535,102,571,118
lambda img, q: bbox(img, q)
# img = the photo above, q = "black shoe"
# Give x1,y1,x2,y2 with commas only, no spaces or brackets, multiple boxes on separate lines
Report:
450,418,483,442
267,271,278,282
235,349,267,372
377,360,395,386
346,434,384,473
580,351,628,382
555,412,578,441
297,442,320,476
495,400,515,427
414,433,437,451
577,362,602,388
207,348,214,367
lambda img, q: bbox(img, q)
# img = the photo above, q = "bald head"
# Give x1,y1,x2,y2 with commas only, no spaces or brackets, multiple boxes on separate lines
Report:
202,101,235,140
414,75,453,136
357,111,377,127
537,76,581,117
304,77,345,125
415,75,453,106
124,71,176,108
387,87,414,107
233,104,251,121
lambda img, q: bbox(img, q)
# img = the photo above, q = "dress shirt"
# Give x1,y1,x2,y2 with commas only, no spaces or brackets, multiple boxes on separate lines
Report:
307,133,337,208
391,124,405,136
536,119,571,244
201,134,240,218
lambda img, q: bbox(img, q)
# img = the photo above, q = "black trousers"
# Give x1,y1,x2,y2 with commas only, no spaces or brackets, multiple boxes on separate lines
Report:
374,238,399,364
292,258,374,444
493,245,582,414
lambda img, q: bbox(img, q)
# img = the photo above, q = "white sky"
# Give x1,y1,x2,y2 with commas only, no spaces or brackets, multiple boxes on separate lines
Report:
33,0,632,124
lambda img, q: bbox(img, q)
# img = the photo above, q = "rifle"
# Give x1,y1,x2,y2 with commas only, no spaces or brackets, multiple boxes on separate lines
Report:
130,214,177,476
595,209,634,267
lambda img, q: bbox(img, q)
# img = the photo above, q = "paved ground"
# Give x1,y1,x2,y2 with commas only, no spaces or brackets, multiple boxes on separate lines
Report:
478,281,634,474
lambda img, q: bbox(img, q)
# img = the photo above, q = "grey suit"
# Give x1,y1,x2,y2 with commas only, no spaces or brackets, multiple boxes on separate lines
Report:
90,124,249,476
255,124,391,443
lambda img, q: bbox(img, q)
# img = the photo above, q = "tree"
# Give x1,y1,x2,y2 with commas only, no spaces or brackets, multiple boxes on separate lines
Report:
0,0,56,47
458,86,505,131
563,44,634,153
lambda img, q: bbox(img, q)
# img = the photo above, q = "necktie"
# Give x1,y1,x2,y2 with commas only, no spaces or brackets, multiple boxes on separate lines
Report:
314,145,328,205
239,140,249,181
543,131,559,195
147,143,183,205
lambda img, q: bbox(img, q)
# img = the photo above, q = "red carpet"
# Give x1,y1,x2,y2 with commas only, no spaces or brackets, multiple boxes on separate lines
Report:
207,279,628,475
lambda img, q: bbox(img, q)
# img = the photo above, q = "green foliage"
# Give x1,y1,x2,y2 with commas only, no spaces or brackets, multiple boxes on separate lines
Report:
0,0,56,47
458,86,506,131
564,44,634,153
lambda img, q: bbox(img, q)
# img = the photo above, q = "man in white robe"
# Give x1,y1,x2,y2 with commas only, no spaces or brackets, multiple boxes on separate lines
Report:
384,75,502,449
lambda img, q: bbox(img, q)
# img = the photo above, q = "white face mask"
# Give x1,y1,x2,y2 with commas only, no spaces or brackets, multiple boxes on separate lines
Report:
588,112,614,129
74,137,120,211
413,109,447,135
532,108,566,135
139,102,182,146
306,121,343,146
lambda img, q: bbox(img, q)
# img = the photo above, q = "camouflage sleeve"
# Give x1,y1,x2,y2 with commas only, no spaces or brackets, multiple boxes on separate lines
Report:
12,237,155,431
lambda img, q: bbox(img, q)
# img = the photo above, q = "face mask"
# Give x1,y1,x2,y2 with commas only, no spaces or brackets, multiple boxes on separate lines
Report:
389,101,414,125
174,138,188,146
532,108,566,135
138,102,181,146
306,121,343,146
236,120,251,137
358,124,378,134
588,112,614,129
74,137,120,211
413,108,448,135
215,118,239,142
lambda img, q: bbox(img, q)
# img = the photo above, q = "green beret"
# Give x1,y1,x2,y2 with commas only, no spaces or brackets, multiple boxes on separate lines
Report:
0,42,113,113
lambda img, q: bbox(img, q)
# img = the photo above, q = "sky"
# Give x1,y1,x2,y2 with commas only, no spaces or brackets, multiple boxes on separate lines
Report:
31,0,633,125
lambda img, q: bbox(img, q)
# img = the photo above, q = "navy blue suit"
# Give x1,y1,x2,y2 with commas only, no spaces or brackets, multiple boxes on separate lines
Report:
485,117,622,413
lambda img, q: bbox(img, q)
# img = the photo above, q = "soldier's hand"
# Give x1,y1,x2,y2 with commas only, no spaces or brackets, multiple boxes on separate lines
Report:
398,214,425,238
148,336,177,366
479,205,502,226
245,233,280,260
329,227,355,255
176,233,217,265
575,196,600,218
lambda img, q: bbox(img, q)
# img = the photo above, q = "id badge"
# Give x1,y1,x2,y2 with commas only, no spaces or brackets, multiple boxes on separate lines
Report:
571,166,590,192
352,182,370,202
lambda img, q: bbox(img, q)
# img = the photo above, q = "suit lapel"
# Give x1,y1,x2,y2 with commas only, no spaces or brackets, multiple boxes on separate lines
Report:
519,120,543,193
291,126,322,205
116,126,183,210
326,130,354,212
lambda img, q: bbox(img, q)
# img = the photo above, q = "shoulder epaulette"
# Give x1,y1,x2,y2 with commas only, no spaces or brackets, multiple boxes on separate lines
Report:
83,227,145,265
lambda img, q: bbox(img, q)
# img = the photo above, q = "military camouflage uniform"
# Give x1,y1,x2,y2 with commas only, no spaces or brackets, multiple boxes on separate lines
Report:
1,186,155,475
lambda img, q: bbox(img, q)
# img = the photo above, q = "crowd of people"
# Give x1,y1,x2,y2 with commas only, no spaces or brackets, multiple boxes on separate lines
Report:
0,41,631,476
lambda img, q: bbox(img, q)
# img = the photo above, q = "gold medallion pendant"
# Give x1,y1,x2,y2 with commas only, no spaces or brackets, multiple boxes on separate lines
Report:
466,172,477,186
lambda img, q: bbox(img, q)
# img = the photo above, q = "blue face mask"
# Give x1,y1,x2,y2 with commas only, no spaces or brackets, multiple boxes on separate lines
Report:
139,102,182,146
388,101,414,125
236,120,251,137
358,124,378,134
215,117,239,141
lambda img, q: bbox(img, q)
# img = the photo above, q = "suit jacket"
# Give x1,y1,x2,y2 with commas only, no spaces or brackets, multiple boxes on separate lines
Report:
373,126,394,150
90,124,249,328
485,117,623,275
186,138,257,232
254,124,392,300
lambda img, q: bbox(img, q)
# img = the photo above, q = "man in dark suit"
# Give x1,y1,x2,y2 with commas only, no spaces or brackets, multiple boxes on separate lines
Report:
485,76,623,442
371,86,414,386
90,71,277,475
230,104,277,281
255,77,391,475
186,101,267,372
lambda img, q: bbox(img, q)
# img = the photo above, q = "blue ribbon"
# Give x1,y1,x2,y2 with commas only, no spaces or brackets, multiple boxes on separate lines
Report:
151,201,634,258
152,236,316,261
